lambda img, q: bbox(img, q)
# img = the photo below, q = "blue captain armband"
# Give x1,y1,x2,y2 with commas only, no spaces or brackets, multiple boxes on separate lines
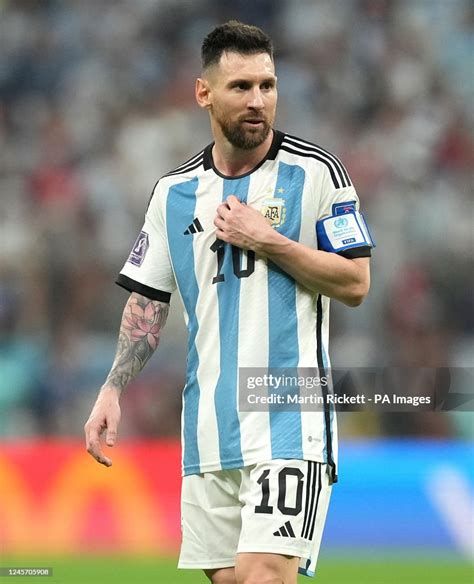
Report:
316,211,375,254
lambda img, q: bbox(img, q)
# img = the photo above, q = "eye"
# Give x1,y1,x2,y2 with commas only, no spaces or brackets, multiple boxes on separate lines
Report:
234,82,250,91
261,81,275,91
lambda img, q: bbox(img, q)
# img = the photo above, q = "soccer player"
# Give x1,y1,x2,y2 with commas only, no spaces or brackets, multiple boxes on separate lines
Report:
85,21,373,584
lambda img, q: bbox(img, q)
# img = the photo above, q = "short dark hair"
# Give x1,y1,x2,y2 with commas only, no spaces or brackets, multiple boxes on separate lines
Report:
201,20,273,70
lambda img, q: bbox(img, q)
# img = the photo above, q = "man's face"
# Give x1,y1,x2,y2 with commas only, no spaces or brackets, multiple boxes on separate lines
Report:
203,51,277,150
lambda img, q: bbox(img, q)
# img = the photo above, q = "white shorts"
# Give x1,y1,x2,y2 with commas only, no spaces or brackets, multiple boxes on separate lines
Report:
178,459,332,578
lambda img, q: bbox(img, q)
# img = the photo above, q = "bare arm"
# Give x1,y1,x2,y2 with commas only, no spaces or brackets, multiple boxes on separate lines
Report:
214,195,370,306
84,292,170,466
104,292,170,391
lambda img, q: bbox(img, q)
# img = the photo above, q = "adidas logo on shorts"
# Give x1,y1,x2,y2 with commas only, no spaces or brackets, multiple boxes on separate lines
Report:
273,521,295,538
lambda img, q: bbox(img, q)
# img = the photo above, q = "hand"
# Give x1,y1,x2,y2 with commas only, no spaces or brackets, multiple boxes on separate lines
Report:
214,195,274,253
84,386,121,467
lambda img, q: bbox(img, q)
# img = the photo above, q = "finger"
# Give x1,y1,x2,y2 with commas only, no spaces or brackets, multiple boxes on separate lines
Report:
84,421,98,450
106,425,118,447
85,426,113,466
86,437,112,466
215,229,229,242
216,203,230,219
98,454,113,467
88,442,113,467
214,216,225,229
225,195,241,208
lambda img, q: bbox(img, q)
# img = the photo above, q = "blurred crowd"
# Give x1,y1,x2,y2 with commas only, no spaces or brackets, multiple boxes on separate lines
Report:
0,0,472,441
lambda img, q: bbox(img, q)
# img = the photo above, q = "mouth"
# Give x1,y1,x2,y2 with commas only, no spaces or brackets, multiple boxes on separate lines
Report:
242,119,265,127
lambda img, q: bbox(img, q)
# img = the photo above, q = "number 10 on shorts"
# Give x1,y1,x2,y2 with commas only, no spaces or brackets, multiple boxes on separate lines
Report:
255,467,304,516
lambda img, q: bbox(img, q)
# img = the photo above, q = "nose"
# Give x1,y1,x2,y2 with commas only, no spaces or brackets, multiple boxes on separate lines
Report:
248,87,264,110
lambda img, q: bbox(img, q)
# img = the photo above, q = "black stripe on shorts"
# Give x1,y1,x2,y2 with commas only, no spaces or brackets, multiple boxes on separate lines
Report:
301,461,321,540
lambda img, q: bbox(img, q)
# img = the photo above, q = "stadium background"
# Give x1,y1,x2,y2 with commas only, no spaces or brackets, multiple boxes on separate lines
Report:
0,0,472,582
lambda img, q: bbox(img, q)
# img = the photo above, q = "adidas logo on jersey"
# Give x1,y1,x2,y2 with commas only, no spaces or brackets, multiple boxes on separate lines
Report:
183,217,204,235
273,521,295,538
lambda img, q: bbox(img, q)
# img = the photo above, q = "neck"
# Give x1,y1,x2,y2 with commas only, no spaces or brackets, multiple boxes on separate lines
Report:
211,129,274,177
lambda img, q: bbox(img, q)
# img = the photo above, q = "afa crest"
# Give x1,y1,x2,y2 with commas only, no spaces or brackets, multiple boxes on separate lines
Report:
261,198,286,228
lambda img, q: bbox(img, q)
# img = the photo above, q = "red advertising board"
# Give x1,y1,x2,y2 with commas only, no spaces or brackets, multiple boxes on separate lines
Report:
0,440,182,554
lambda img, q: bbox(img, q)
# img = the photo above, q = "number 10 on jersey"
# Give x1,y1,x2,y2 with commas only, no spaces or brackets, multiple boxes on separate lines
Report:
211,240,256,284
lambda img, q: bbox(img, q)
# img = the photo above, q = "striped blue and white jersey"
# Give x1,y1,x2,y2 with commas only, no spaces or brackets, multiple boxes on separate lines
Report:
117,130,370,479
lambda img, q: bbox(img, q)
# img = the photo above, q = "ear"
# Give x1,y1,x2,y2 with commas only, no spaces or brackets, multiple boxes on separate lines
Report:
195,77,212,110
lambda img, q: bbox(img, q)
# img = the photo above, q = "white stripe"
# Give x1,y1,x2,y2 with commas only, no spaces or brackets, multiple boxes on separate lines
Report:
284,136,350,182
302,461,315,537
283,137,349,187
192,173,222,469
236,170,274,465
171,150,205,173
281,141,343,188
308,462,322,539
167,157,204,176
296,176,326,461
301,464,332,575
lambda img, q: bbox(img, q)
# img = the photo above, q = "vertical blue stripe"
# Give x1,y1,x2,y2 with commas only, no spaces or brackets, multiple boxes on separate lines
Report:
268,161,305,459
166,178,201,474
213,177,250,469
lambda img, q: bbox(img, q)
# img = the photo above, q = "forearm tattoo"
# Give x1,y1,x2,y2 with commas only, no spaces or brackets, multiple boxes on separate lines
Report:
105,293,169,391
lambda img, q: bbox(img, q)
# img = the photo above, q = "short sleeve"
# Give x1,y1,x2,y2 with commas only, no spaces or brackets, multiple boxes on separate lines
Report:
116,182,176,302
317,165,372,259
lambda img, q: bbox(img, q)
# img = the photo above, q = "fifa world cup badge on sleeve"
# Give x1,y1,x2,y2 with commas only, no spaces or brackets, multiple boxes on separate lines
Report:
127,230,149,266
316,211,375,253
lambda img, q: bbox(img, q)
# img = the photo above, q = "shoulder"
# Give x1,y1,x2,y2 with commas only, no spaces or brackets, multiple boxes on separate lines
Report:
162,147,208,179
279,132,352,189
146,146,209,210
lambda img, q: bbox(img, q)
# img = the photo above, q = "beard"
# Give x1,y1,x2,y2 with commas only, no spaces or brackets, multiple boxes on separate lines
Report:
214,108,273,150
